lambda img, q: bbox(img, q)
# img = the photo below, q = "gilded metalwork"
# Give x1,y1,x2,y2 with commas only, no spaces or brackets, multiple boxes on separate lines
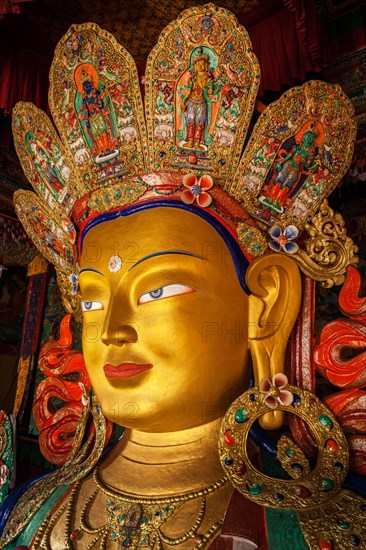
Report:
276,431,366,548
12,102,78,214
49,22,148,195
27,254,49,276
6,5,364,549
236,222,267,257
144,3,260,185
14,190,77,273
54,467,228,549
298,490,366,549
55,268,82,322
12,356,31,417
88,179,147,212
219,382,349,510
24,1,260,72
12,6,359,304
290,199,359,287
231,81,357,234
276,435,311,480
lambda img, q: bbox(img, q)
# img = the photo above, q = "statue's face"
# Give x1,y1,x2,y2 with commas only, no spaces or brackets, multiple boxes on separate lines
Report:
79,208,249,432
303,131,316,146
194,59,207,73
83,79,92,94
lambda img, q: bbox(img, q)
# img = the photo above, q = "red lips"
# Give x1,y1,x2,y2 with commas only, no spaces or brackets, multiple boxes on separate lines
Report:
103,363,153,379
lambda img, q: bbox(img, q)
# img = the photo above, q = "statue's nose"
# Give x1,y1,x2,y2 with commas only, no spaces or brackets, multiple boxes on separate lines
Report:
101,322,138,346
101,296,138,346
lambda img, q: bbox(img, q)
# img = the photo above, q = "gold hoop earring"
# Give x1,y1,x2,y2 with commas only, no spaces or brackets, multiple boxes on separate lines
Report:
218,374,366,549
219,374,348,509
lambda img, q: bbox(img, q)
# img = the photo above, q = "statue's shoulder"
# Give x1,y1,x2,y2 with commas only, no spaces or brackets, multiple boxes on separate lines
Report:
0,471,73,549
0,467,105,549
33,474,99,549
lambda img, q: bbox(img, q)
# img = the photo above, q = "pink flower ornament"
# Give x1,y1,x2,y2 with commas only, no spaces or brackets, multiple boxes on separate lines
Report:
181,174,213,208
259,373,293,409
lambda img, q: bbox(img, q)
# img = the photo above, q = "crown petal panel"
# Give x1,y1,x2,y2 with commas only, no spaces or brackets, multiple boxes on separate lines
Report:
230,81,357,232
49,23,148,194
12,103,77,215
14,190,77,272
144,3,260,185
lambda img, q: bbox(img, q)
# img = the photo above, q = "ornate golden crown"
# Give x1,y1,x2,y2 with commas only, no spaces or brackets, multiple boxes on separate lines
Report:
12,3,357,317
192,47,210,64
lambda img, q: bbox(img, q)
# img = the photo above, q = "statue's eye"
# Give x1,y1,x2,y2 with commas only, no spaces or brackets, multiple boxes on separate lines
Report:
138,284,195,305
81,301,104,312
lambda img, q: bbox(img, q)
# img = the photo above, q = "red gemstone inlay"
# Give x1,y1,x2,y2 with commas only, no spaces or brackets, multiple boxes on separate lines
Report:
317,538,333,549
325,439,339,452
235,465,245,477
224,429,236,446
294,486,311,498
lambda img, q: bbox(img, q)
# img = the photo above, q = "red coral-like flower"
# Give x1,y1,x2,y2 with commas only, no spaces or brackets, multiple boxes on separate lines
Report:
181,174,213,208
315,266,366,389
33,314,113,465
259,373,293,409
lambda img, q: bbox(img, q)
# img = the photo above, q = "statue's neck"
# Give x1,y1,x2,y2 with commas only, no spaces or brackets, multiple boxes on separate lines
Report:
100,418,225,497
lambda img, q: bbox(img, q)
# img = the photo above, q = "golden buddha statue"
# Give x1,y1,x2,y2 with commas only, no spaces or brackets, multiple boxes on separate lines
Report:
39,210,301,549
0,4,363,550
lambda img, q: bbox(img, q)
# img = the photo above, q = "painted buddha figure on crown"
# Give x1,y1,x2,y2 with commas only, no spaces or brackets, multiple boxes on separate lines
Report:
0,4,362,549
180,47,216,151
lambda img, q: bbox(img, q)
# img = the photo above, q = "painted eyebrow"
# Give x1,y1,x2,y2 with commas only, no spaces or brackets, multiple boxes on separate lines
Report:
128,250,204,271
79,267,105,276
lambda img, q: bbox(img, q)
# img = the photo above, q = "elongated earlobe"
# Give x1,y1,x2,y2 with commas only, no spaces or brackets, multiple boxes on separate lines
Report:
246,255,301,429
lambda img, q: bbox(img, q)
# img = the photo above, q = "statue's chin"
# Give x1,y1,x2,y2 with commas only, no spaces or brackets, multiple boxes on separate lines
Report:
99,401,225,433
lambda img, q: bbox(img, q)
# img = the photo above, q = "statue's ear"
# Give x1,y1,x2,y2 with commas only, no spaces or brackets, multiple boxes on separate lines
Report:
246,255,301,429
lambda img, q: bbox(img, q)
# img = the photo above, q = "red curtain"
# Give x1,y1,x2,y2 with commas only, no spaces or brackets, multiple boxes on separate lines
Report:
0,28,50,115
0,0,332,114
0,0,32,19
247,0,331,95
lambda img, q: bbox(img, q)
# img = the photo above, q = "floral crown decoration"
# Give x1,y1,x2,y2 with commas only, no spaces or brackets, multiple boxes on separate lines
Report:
12,3,358,317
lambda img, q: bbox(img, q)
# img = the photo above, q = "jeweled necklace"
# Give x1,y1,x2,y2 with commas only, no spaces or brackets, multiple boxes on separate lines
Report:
65,465,228,549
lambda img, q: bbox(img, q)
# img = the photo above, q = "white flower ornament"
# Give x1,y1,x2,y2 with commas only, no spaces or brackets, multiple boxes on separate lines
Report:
69,272,79,295
268,225,299,254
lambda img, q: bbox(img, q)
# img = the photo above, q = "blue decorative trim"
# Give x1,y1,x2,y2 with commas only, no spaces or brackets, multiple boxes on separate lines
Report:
250,421,278,457
345,471,366,496
80,200,250,294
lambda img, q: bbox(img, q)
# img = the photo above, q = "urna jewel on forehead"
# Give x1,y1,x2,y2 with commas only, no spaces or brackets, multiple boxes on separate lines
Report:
12,3,357,315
